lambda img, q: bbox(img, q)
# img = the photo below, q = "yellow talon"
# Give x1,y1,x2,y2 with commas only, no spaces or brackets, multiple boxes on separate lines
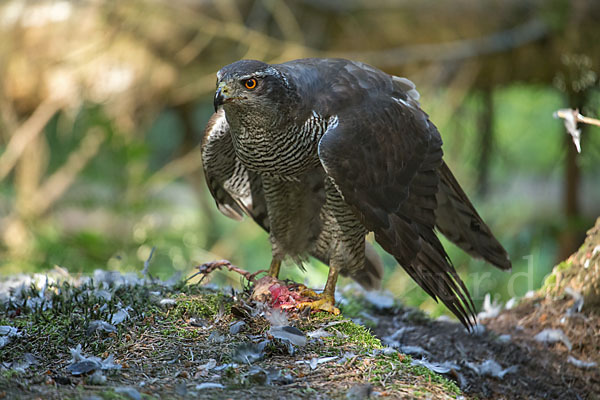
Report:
294,284,319,298
297,295,340,315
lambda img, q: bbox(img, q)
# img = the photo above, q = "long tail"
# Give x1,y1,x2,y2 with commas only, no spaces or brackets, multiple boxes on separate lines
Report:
344,241,384,291
435,162,511,270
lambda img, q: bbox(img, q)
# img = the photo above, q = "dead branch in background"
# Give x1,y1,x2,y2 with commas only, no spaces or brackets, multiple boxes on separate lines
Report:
0,99,63,181
29,127,106,217
144,149,203,193
1,127,106,252
333,19,549,67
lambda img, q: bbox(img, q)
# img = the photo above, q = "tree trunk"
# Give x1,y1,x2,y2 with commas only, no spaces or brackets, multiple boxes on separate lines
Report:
476,89,494,198
557,91,587,262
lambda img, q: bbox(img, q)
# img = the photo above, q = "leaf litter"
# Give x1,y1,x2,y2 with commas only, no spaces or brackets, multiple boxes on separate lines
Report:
370,280,599,399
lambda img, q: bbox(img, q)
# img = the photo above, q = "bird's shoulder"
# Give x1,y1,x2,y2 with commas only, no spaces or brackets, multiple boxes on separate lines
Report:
275,58,420,116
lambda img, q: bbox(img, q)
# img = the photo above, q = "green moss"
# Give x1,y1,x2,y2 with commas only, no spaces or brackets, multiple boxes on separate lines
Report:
0,279,174,362
371,354,461,396
542,260,573,291
159,324,201,339
301,312,461,397
555,260,572,272
332,320,381,349
168,292,231,320
0,277,462,399
307,312,382,351
0,369,19,380
543,273,557,288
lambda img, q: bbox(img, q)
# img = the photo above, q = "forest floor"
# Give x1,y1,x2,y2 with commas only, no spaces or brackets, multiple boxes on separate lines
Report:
0,261,598,399
373,290,599,399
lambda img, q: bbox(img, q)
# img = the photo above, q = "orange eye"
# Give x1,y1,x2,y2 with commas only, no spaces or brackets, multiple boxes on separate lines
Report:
244,78,257,90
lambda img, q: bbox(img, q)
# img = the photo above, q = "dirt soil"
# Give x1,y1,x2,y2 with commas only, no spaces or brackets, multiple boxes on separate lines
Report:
372,293,600,400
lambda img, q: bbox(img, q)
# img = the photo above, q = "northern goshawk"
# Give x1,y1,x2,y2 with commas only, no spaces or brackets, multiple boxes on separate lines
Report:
202,58,511,328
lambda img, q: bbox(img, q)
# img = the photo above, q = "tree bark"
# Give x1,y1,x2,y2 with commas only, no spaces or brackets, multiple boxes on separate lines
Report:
476,89,494,198
558,91,587,262
547,217,600,312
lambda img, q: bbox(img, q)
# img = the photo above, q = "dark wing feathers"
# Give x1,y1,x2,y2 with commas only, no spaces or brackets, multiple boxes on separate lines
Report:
201,109,269,230
435,162,511,270
318,87,477,328
202,110,243,220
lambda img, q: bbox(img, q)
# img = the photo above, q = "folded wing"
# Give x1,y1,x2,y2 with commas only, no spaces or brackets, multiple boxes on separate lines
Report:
318,96,477,328
201,109,269,230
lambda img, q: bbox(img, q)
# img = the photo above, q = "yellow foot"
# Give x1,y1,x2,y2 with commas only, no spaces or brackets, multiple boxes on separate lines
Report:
293,284,319,298
296,295,340,315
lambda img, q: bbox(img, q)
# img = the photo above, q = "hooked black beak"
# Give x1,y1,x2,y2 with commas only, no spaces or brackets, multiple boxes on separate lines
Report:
214,87,225,112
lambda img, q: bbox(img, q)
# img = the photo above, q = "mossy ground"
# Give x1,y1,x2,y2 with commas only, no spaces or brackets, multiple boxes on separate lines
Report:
0,277,464,399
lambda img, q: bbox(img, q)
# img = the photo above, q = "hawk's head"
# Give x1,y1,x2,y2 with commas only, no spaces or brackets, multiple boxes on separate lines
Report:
213,60,294,116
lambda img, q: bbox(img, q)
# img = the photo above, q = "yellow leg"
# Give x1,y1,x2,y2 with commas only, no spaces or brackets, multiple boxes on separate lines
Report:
323,263,339,298
297,264,340,315
268,258,281,278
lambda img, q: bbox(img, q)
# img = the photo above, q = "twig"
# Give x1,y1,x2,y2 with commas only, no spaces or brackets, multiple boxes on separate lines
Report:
555,109,600,128
0,92,19,142
554,108,600,153
142,247,156,278
174,33,213,65
187,260,266,284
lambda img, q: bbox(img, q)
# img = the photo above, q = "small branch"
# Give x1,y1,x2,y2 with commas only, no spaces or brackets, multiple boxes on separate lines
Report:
554,108,600,153
575,113,599,127
142,246,156,278
555,108,600,127
188,260,266,284
29,127,106,217
0,98,63,181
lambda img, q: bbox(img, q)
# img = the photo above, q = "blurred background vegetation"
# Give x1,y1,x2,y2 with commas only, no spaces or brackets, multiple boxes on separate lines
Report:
0,0,599,318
